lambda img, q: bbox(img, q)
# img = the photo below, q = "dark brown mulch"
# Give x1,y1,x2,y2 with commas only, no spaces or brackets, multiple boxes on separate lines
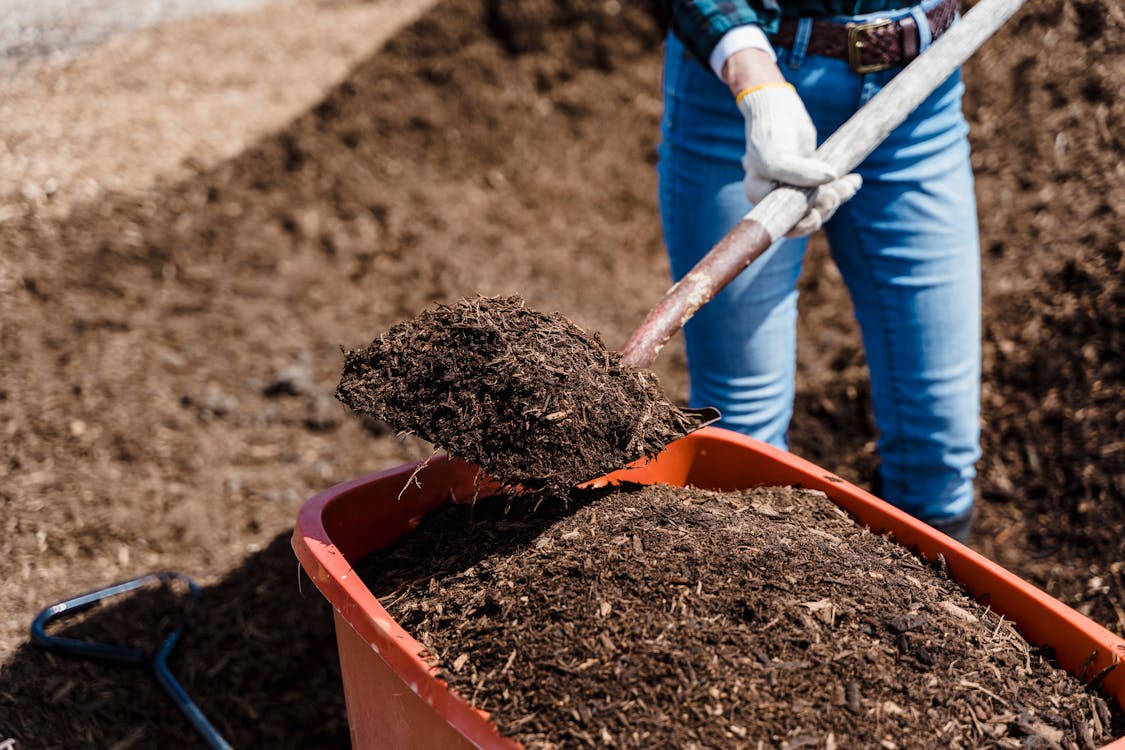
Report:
336,295,705,492
360,483,1124,750
3,0,1124,747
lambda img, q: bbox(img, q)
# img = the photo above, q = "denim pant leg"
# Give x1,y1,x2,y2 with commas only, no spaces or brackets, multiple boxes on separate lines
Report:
658,34,808,449
658,27,981,523
822,71,981,523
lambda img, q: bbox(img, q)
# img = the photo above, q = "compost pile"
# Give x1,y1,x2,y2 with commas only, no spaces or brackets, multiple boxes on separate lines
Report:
361,484,1123,750
336,295,705,492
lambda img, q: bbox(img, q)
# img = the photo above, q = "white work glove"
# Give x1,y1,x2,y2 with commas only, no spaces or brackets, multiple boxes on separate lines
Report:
736,82,862,237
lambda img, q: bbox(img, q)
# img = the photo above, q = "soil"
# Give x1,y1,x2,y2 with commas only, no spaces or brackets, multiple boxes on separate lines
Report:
1,0,1123,747
0,0,438,218
360,482,1124,749
336,294,705,492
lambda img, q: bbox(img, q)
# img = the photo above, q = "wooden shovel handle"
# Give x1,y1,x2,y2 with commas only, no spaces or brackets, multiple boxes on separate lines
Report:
620,0,1027,370
621,217,776,369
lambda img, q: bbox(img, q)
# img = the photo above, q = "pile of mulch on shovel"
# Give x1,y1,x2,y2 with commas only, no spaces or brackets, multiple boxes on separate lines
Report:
336,295,706,492
359,483,1124,750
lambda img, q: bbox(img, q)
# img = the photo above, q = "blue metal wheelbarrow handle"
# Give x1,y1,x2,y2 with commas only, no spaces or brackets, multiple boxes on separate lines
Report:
30,571,233,750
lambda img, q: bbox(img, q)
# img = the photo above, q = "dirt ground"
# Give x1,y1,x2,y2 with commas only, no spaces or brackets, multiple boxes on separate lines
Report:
0,0,273,75
1,0,1122,747
0,0,437,218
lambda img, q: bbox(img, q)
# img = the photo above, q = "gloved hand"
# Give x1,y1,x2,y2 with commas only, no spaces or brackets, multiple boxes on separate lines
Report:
736,82,862,237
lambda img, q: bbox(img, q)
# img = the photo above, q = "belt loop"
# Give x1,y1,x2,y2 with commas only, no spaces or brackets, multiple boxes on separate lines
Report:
787,17,814,69
909,6,933,51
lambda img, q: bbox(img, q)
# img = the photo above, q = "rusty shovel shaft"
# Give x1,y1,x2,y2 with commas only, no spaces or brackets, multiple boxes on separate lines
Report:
620,0,1027,370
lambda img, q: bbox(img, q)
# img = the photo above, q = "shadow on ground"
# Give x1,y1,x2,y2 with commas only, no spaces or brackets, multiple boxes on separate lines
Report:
0,532,348,749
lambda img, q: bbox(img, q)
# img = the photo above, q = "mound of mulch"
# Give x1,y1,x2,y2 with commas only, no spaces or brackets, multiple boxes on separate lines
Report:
360,483,1123,750
336,295,706,492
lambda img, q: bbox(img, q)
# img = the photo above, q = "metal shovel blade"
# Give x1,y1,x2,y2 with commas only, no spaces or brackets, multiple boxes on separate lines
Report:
683,406,722,432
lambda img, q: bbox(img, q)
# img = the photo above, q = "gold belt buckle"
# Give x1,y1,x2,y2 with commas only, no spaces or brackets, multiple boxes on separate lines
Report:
847,17,895,74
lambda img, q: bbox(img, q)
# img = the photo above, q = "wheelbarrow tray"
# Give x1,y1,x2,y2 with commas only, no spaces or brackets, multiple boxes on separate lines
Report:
292,426,1125,750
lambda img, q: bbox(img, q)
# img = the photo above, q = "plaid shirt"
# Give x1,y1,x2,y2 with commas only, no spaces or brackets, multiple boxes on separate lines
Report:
665,1,916,67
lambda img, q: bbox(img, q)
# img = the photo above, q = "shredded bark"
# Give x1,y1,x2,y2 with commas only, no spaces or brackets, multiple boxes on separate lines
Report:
336,295,706,492
359,483,1125,749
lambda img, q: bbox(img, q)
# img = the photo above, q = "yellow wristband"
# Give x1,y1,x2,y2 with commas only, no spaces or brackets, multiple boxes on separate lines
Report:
734,81,794,105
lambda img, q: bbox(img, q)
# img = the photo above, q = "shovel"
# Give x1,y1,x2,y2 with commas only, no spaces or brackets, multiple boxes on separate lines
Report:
336,0,1026,492
620,0,1027,372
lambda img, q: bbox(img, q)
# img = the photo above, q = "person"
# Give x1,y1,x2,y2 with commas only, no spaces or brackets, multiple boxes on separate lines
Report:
657,0,978,542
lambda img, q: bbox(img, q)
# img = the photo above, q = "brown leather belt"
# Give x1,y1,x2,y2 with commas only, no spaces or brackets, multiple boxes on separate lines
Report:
773,0,959,74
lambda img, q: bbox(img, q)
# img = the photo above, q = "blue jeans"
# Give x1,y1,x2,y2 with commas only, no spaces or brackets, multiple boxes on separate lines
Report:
657,4,980,524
